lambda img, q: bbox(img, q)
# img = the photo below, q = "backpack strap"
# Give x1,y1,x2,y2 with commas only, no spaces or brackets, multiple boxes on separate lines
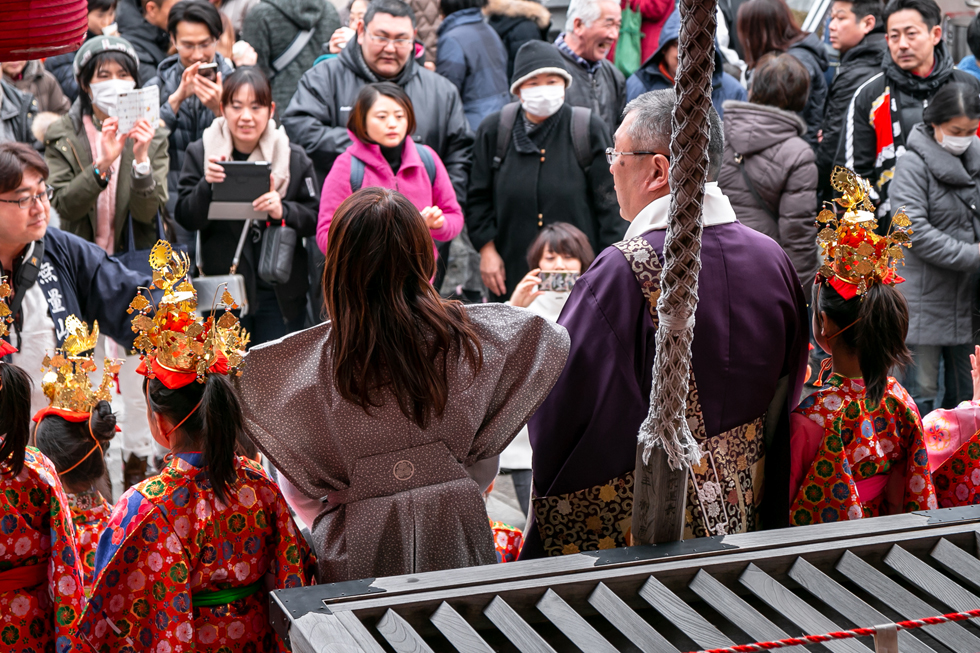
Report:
570,106,593,171
271,28,317,78
349,155,365,192
416,143,436,186
493,102,521,170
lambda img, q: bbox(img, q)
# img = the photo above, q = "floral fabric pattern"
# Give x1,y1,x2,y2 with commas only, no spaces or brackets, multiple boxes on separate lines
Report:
68,487,111,595
79,453,316,652
0,447,86,653
932,436,980,507
790,375,937,525
490,519,523,563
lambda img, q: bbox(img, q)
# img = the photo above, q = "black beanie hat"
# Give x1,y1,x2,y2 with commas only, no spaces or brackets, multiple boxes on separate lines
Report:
510,41,573,95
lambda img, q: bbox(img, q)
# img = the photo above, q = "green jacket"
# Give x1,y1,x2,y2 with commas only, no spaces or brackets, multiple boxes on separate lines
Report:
44,99,169,253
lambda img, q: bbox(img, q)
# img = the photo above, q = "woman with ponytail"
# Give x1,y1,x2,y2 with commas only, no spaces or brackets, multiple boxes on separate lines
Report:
789,179,937,526
0,309,86,650
78,244,315,652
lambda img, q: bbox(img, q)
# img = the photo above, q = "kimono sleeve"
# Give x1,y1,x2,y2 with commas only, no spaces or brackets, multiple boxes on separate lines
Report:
891,400,937,513
36,452,87,650
465,306,570,466
269,489,318,588
79,490,196,651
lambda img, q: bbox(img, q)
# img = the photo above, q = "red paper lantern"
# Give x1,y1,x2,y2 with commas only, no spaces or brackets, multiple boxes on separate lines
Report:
0,0,88,61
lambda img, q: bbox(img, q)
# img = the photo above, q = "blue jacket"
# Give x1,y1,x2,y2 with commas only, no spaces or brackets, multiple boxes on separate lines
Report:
436,8,510,132
958,55,980,83
625,10,746,119
3,227,151,352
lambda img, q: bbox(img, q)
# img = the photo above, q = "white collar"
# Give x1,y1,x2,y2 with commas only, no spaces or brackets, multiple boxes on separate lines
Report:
623,182,738,240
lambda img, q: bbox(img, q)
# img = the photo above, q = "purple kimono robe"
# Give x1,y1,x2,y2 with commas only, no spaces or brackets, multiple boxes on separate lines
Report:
522,221,809,559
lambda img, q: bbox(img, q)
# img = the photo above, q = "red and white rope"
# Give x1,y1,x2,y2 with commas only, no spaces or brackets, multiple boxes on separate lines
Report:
690,608,980,653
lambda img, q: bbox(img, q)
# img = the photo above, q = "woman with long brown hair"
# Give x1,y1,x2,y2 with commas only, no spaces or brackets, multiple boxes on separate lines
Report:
238,187,569,582
737,0,827,147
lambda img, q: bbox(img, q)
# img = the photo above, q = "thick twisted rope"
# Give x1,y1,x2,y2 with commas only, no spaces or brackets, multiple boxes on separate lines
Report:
638,0,716,469
689,608,980,653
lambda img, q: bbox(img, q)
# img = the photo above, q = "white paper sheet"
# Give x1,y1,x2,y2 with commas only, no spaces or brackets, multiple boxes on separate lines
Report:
112,86,159,134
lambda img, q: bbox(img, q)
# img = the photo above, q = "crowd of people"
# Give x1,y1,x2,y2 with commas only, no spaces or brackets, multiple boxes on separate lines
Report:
4,0,980,648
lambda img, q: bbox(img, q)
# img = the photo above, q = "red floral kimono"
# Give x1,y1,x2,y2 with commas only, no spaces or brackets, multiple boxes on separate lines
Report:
0,447,86,653
789,375,937,525
68,488,111,595
922,400,980,507
79,452,316,652
490,519,523,563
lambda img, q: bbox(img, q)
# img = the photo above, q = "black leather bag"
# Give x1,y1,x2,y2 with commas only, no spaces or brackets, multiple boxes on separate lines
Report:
257,224,296,285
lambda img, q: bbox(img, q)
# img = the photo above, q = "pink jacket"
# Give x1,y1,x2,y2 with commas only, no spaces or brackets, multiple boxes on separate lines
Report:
317,131,464,256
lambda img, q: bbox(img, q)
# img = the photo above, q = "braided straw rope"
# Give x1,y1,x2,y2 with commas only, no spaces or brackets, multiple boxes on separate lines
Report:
638,0,717,469
690,607,980,653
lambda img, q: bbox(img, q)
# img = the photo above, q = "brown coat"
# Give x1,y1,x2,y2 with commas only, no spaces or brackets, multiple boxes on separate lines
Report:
3,61,70,115
238,303,569,582
407,0,441,63
718,100,819,285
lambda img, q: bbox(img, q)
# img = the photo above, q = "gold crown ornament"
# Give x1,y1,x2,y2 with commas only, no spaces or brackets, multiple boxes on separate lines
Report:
815,167,913,300
33,315,123,423
129,240,249,389
0,276,14,358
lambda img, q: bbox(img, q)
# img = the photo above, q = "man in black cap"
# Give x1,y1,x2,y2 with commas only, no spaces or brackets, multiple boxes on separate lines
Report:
467,40,623,300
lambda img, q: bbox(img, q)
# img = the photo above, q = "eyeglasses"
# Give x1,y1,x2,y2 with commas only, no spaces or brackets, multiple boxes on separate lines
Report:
175,39,216,53
0,187,53,210
605,148,667,165
365,30,414,49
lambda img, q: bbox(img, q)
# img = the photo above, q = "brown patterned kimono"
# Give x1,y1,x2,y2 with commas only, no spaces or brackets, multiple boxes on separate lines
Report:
238,304,569,582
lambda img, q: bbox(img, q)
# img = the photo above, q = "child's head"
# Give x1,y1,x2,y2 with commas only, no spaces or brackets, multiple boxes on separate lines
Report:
143,373,245,504
0,362,32,477
813,281,912,404
34,400,117,494
525,223,595,273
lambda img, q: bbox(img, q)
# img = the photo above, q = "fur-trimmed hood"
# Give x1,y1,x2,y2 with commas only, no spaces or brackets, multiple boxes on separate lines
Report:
484,0,551,30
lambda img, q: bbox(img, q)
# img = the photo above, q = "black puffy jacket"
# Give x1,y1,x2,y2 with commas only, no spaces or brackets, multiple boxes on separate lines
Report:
786,32,829,148
816,31,885,200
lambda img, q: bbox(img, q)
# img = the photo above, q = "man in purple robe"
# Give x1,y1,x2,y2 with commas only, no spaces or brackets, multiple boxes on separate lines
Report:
522,89,809,560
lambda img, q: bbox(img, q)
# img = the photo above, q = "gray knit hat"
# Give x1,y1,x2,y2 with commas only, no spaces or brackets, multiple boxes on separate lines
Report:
509,41,573,95
73,36,141,79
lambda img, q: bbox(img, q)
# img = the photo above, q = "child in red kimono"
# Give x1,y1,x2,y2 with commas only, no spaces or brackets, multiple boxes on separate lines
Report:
789,180,937,525
921,345,980,507
78,242,316,652
34,400,117,595
31,315,121,597
0,343,87,651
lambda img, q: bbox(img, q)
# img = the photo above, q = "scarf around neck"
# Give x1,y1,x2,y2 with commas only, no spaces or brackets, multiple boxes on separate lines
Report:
202,117,291,196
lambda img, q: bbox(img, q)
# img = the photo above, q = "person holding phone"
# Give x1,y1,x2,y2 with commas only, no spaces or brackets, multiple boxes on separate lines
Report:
176,67,319,344
45,36,168,255
316,82,463,267
498,222,595,519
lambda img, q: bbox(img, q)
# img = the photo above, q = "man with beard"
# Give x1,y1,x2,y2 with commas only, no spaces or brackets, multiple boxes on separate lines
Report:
554,0,626,130
840,0,980,216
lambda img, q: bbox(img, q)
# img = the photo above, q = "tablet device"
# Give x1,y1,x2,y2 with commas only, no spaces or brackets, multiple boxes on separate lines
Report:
208,161,272,220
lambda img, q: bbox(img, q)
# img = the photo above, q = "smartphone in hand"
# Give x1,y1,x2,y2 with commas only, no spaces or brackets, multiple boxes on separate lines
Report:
197,62,218,82
538,271,580,293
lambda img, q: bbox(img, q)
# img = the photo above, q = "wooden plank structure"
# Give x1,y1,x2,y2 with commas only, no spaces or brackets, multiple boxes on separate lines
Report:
271,506,980,652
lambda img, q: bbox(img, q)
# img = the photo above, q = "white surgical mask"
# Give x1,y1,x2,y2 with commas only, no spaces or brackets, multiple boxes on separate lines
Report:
937,126,975,156
89,78,136,116
520,85,565,119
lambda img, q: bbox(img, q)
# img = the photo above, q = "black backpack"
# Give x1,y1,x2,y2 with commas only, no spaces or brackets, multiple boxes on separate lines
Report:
350,142,437,191
491,102,594,171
